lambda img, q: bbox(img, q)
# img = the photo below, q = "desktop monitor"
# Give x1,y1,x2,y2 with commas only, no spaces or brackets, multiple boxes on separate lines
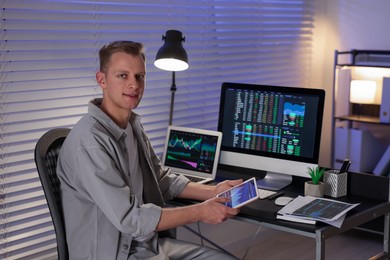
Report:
217,82,325,190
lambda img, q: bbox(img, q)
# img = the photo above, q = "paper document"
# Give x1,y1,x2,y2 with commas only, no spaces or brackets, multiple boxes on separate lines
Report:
276,214,316,225
277,196,359,227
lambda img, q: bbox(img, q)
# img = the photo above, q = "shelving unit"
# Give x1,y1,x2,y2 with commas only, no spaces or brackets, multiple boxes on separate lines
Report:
335,115,390,125
331,50,390,174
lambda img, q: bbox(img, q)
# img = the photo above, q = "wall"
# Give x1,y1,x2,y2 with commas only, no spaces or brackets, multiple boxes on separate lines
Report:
311,0,390,167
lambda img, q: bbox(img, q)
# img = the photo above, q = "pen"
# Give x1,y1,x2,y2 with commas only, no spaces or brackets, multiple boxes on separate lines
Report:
344,161,351,172
339,159,351,174
268,191,284,200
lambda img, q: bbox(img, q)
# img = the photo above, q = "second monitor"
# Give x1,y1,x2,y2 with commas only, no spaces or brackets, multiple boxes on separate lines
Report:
217,82,325,190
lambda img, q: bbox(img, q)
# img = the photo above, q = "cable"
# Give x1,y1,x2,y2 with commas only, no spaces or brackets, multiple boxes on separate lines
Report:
182,224,235,257
197,221,204,246
241,225,263,260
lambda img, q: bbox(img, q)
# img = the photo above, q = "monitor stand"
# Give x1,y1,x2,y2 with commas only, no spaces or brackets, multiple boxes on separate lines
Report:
256,171,292,191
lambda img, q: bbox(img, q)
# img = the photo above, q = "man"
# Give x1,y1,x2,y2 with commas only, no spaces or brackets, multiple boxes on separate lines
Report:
57,40,242,259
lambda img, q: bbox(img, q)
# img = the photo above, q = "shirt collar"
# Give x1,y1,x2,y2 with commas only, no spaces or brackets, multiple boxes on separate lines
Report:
88,98,141,141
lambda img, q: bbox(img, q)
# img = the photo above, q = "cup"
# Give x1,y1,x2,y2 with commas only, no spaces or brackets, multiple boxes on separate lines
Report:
323,170,348,198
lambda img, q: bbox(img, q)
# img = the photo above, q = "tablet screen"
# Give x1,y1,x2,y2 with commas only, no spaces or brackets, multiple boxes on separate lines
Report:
217,177,259,208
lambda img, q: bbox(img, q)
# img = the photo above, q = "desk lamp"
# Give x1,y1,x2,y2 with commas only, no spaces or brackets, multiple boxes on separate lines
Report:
154,30,189,125
349,80,377,118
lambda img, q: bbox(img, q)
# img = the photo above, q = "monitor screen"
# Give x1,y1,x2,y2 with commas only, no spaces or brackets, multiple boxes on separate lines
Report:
217,82,325,190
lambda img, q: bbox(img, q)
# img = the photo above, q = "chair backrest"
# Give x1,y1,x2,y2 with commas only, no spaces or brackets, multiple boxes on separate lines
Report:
34,128,71,260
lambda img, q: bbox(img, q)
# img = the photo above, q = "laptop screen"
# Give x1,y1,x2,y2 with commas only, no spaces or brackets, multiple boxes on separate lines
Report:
163,128,221,175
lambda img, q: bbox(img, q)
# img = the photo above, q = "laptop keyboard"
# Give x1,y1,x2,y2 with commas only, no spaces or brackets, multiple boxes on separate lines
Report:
186,175,206,183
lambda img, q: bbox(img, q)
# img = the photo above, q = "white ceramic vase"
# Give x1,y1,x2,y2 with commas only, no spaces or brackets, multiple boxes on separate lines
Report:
304,181,324,197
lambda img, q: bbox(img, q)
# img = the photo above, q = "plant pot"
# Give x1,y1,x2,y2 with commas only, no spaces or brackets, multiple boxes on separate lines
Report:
304,181,324,197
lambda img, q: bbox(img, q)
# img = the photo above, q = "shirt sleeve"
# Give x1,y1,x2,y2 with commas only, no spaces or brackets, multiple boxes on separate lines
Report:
70,143,161,240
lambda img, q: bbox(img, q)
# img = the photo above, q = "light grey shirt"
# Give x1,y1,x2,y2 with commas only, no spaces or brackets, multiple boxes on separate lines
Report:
57,98,189,259
124,124,143,204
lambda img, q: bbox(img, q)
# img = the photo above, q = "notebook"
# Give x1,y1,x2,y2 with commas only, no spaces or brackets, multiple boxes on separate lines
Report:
162,126,222,184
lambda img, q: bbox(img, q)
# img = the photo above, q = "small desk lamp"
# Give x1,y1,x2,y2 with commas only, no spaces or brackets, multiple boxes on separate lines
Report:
154,30,189,125
349,80,377,117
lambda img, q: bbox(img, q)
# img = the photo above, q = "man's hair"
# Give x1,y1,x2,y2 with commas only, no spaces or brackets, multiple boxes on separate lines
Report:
99,41,145,73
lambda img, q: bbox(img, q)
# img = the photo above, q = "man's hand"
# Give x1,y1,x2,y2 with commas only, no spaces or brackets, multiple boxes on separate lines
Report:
212,179,243,197
197,196,240,224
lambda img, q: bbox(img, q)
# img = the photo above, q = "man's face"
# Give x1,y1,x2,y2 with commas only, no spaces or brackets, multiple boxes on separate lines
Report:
98,51,146,113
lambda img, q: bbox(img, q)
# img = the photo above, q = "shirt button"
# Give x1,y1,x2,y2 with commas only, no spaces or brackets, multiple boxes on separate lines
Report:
123,244,129,250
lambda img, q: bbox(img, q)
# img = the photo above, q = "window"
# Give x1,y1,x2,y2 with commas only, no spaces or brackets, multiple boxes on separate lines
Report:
0,0,315,258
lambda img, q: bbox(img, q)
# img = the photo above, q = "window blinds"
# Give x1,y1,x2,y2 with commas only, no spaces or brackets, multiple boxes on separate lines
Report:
0,0,314,258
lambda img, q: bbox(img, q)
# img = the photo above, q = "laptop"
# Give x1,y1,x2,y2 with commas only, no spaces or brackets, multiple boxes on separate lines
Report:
162,126,223,184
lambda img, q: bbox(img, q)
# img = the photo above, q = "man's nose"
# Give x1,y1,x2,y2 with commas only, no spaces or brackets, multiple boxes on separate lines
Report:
127,76,137,87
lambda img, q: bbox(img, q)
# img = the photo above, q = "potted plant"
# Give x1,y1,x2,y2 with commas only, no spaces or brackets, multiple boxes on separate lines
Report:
305,166,325,197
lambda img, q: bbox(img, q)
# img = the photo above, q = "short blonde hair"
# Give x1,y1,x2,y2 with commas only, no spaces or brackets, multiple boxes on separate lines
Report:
99,41,145,73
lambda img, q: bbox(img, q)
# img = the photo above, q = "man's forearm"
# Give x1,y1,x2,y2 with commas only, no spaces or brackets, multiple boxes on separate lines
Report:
157,182,213,231
177,182,215,201
156,204,203,231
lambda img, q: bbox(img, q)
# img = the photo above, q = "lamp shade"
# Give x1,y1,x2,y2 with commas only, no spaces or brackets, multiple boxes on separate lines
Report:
154,30,189,72
349,80,377,104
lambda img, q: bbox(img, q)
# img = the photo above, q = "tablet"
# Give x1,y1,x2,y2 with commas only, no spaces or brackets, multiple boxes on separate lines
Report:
216,177,259,208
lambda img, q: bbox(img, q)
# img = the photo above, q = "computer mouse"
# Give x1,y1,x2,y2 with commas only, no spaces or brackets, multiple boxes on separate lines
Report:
275,196,294,206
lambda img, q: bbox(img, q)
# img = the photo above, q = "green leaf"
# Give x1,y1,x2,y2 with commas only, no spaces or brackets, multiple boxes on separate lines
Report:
306,166,324,185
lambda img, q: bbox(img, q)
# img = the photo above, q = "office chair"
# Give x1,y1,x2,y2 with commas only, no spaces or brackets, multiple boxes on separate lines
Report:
34,128,71,260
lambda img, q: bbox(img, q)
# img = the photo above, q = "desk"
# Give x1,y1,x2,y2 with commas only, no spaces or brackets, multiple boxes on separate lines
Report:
173,167,390,260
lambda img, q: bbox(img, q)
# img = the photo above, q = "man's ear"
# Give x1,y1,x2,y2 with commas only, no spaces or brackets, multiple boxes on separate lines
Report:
96,71,106,88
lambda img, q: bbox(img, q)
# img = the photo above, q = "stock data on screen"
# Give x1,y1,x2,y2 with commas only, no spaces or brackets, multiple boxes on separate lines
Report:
165,131,218,173
223,88,319,159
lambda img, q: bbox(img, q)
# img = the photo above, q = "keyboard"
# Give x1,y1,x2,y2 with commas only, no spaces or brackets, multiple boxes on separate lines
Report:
258,188,277,199
185,175,206,183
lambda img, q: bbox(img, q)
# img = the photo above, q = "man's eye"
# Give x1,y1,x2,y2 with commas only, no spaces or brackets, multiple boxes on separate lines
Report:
118,74,127,79
136,74,145,81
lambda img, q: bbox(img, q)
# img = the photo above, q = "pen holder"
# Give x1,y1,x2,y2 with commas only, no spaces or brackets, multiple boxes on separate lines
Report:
323,170,348,198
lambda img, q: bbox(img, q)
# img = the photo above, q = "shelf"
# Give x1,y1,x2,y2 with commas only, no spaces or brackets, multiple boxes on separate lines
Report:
335,50,390,68
332,49,390,171
335,115,390,125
